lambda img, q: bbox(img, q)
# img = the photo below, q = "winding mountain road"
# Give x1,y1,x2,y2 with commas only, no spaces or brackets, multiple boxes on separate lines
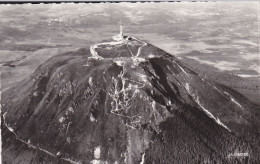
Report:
90,35,147,59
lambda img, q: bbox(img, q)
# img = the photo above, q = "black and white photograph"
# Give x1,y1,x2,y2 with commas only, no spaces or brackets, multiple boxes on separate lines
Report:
0,1,259,163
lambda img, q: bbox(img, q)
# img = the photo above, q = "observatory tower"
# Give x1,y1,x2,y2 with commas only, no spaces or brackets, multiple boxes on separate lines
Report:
113,21,124,41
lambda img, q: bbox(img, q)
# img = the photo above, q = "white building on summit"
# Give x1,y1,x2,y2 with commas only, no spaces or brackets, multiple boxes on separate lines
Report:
113,22,124,41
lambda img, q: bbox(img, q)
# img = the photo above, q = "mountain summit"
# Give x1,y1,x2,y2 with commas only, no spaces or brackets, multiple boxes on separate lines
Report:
2,35,260,163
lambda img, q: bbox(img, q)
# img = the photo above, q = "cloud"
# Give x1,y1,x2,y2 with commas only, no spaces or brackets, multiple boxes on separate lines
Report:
123,11,145,24
240,53,260,61
187,56,240,71
249,64,260,74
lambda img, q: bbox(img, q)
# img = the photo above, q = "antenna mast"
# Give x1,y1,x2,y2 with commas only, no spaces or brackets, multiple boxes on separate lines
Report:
120,20,123,36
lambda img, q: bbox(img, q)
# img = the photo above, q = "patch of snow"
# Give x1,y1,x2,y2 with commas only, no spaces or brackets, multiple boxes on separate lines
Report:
113,60,125,66
195,97,231,132
94,146,101,159
136,73,148,83
224,91,243,109
230,97,243,108
176,63,189,77
148,54,155,58
89,77,94,86
167,100,172,106
124,152,127,164
56,151,62,156
237,74,259,78
66,122,72,134
8,126,14,132
68,106,74,113
213,86,218,91
67,137,71,143
33,91,39,97
184,83,191,94
91,159,107,164
59,116,65,123
151,89,154,95
152,101,156,111
90,160,99,164
3,113,15,132
140,153,145,164
90,113,96,122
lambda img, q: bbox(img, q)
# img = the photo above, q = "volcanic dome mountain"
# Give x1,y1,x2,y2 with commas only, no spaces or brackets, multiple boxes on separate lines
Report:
2,35,260,164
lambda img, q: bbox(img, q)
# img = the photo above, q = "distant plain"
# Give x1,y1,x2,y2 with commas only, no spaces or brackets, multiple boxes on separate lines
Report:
0,2,259,104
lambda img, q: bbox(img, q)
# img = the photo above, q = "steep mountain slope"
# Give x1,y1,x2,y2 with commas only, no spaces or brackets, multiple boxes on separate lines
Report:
2,35,259,163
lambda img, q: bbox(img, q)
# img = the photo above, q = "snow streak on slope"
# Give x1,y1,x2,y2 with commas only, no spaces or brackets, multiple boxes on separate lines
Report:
224,91,244,109
184,83,231,132
140,153,145,164
195,97,231,132
176,63,190,77
212,84,245,111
